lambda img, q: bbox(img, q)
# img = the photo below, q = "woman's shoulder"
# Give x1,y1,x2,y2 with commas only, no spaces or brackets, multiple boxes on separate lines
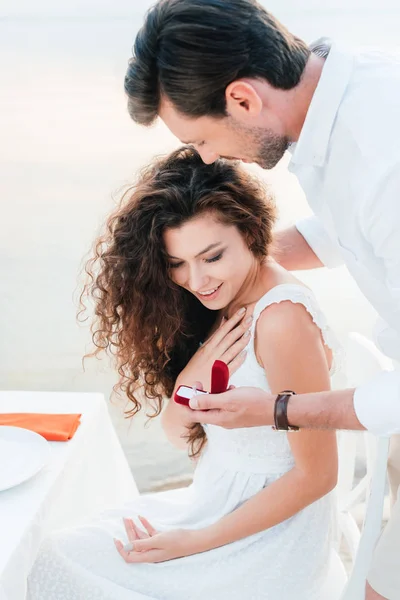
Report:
252,281,330,354
255,288,320,338
253,282,336,374
252,294,327,381
252,262,315,319
252,282,318,326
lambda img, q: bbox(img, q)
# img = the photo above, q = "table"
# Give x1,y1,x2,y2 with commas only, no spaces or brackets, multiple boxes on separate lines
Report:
0,391,139,600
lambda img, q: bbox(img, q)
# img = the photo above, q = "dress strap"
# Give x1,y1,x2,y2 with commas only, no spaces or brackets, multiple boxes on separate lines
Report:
249,284,343,375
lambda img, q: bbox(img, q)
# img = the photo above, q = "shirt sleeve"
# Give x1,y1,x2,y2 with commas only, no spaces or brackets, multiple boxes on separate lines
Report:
363,164,400,335
295,215,345,269
353,163,400,435
354,370,400,436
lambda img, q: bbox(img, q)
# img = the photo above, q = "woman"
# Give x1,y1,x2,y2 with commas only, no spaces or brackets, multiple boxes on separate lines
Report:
28,148,346,599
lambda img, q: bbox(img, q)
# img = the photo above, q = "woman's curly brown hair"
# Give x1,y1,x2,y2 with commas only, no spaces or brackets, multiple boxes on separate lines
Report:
80,147,276,457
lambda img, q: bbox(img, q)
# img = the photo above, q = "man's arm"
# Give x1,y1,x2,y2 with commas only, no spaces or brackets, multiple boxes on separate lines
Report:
273,225,324,270
186,373,400,435
286,388,362,430
186,382,364,430
273,217,344,271
288,370,400,435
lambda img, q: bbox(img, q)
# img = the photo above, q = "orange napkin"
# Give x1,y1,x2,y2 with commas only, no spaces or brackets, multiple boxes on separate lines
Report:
0,413,81,441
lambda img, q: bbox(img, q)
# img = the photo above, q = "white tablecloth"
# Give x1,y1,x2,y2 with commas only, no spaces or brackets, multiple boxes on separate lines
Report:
0,391,139,600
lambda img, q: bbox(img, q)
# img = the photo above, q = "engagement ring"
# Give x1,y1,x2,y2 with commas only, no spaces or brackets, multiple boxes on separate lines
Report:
123,542,135,552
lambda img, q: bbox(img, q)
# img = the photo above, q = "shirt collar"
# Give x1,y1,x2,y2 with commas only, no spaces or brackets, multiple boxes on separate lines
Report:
289,39,354,169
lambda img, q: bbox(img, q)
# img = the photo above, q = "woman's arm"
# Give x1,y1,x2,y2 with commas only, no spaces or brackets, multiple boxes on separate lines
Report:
192,300,338,552
161,383,197,450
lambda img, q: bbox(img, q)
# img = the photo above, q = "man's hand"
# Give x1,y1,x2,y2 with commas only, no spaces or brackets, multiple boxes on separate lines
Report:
187,386,275,429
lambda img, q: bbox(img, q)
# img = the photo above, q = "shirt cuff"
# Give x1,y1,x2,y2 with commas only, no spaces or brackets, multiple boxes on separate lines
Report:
353,370,400,436
296,215,344,269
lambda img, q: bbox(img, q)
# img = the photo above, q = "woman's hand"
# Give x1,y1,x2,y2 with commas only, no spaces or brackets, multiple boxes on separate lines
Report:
162,306,253,449
175,306,253,391
114,516,200,563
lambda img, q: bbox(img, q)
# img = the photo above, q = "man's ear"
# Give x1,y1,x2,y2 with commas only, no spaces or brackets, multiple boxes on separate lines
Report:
225,80,263,121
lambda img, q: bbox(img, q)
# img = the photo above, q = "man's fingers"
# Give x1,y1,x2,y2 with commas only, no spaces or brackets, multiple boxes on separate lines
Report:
189,390,235,411
189,392,223,410
188,408,224,425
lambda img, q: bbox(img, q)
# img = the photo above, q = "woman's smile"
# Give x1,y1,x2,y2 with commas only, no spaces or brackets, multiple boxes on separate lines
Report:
196,283,223,302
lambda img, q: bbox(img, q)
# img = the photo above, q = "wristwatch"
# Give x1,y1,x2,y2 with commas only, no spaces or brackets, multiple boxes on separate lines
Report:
273,390,299,431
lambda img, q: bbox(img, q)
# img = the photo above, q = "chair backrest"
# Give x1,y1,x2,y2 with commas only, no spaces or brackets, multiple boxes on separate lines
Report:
337,333,392,600
345,332,393,388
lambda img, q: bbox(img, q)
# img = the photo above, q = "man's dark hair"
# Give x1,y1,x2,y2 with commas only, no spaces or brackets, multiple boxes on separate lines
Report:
124,0,310,126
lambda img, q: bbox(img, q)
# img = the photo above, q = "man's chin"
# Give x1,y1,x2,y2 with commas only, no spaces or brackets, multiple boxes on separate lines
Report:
257,154,286,170
256,141,289,170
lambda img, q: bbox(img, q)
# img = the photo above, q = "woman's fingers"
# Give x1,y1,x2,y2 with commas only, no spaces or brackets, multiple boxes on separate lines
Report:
123,518,140,543
225,348,247,375
215,320,252,360
134,523,150,540
123,518,149,542
138,515,158,537
221,329,250,366
207,307,248,348
114,538,158,563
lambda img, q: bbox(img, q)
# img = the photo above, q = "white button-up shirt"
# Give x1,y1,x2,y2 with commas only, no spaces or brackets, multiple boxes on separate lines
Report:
289,41,400,436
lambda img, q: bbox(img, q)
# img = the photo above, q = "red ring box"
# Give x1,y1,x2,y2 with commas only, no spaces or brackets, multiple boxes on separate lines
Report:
174,360,229,406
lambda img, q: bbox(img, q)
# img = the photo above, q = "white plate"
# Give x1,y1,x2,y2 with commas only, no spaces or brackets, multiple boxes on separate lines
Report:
0,426,51,492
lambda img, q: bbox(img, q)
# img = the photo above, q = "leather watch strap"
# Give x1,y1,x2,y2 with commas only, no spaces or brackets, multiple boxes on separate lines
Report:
273,391,299,431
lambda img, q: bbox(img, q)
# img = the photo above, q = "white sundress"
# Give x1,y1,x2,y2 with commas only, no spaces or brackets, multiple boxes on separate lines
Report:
27,284,347,600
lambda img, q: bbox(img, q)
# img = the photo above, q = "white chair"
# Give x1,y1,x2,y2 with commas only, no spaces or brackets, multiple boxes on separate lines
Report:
337,333,392,600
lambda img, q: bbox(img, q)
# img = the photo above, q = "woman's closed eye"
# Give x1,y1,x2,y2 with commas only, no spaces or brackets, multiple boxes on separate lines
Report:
169,252,224,269
169,261,184,269
205,252,223,264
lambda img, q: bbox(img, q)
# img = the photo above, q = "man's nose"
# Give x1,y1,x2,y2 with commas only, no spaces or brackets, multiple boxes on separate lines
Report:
197,147,219,165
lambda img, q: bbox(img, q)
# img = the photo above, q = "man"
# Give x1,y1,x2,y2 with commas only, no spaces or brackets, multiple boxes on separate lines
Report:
124,1,400,598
